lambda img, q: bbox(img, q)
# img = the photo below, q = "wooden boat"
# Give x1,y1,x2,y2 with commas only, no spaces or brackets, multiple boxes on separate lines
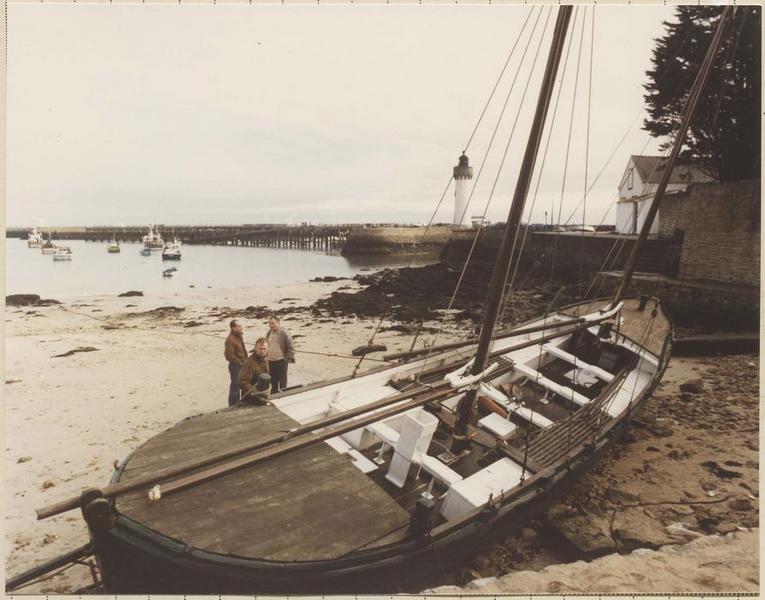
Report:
73,297,671,593
107,236,121,253
11,5,733,594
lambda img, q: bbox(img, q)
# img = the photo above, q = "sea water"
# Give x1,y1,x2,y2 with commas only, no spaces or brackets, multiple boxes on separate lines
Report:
5,238,437,299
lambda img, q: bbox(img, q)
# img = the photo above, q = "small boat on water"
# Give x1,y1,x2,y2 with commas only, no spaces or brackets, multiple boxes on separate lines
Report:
142,225,164,251
139,246,152,256
52,247,73,261
12,6,734,594
27,227,43,248
107,236,121,253
161,238,182,260
162,267,178,277
40,238,57,255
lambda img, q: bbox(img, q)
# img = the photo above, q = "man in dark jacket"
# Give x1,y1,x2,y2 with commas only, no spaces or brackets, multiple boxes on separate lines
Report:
238,338,271,405
265,316,295,393
224,319,247,406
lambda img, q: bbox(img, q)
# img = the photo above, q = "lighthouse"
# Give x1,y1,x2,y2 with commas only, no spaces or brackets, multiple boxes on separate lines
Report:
453,153,473,227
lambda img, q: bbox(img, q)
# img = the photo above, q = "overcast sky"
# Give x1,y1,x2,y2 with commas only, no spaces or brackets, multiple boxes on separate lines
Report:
7,4,674,227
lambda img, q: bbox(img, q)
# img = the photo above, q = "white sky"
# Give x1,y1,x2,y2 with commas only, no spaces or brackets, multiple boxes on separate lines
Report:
7,4,673,227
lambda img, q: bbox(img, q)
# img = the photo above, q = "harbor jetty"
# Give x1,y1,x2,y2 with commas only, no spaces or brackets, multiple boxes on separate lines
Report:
6,224,454,256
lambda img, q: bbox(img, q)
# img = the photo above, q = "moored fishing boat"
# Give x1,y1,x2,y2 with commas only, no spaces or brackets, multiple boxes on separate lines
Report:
41,237,57,254
161,237,182,260
10,5,735,594
27,227,43,248
142,225,164,251
52,246,73,261
107,236,121,253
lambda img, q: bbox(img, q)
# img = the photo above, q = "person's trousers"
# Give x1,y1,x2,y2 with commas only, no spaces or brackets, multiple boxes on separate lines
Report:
228,362,241,407
268,359,288,393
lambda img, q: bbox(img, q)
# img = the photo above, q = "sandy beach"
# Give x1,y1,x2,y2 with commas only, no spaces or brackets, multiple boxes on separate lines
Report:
4,279,759,593
4,279,467,593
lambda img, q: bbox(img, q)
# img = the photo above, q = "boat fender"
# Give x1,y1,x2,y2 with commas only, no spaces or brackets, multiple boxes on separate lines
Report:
444,362,499,391
148,484,162,503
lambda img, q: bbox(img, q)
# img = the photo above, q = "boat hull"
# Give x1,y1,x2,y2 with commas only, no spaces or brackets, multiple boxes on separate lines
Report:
94,394,662,593
85,299,672,594
161,254,181,260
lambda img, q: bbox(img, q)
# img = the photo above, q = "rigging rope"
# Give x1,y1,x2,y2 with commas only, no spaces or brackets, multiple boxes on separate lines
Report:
412,10,552,382
577,6,595,284
56,305,395,363
462,5,537,152
350,6,541,377
501,6,580,323
547,8,587,284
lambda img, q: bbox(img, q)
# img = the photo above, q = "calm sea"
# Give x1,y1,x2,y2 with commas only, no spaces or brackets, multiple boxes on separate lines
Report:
5,238,437,299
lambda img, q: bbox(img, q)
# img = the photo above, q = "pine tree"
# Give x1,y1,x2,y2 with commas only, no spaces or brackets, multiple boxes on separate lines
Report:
643,6,761,182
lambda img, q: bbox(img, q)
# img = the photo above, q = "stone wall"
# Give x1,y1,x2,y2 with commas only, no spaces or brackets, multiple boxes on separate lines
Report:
596,273,759,332
342,225,453,255
658,179,760,286
442,229,636,282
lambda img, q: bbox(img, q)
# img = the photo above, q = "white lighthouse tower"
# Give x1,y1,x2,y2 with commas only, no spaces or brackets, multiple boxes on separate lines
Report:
453,153,473,227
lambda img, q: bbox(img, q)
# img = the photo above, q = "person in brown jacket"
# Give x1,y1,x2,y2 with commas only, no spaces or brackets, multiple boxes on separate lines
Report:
224,319,248,406
238,338,271,405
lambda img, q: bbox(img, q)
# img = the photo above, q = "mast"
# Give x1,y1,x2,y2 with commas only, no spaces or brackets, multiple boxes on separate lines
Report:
452,6,573,451
611,6,734,307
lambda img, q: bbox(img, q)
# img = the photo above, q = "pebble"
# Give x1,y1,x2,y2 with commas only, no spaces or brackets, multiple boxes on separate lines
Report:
679,379,704,394
16,456,32,463
41,480,55,490
728,498,753,512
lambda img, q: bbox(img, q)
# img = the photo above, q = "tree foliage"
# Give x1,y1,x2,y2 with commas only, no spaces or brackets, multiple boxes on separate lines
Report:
643,6,761,181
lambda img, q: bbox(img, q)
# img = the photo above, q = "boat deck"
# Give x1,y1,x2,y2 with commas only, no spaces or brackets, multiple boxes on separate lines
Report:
115,405,411,561
562,297,671,357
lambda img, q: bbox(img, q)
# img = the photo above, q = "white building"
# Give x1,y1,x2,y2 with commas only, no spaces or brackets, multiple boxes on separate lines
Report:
615,155,716,234
453,153,473,227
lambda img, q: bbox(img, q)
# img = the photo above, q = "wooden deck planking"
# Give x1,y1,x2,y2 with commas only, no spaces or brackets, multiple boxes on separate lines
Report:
120,406,300,471
116,405,412,561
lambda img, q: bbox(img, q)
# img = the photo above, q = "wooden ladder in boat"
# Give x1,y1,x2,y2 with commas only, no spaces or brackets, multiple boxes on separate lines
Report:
513,367,628,470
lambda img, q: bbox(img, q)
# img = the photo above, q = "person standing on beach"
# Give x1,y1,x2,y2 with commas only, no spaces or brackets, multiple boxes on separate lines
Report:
238,338,271,405
224,319,248,406
265,316,295,393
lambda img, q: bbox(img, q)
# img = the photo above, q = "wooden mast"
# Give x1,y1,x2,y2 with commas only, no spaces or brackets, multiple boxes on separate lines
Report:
611,6,734,306
452,6,573,450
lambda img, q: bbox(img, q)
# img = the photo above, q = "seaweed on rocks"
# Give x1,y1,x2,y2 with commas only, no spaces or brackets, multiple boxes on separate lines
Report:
312,262,588,324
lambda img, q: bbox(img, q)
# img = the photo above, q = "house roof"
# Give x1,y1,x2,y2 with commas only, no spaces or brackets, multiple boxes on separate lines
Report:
630,155,717,185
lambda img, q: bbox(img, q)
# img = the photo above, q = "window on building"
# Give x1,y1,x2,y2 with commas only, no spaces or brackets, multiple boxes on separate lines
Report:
627,167,634,190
